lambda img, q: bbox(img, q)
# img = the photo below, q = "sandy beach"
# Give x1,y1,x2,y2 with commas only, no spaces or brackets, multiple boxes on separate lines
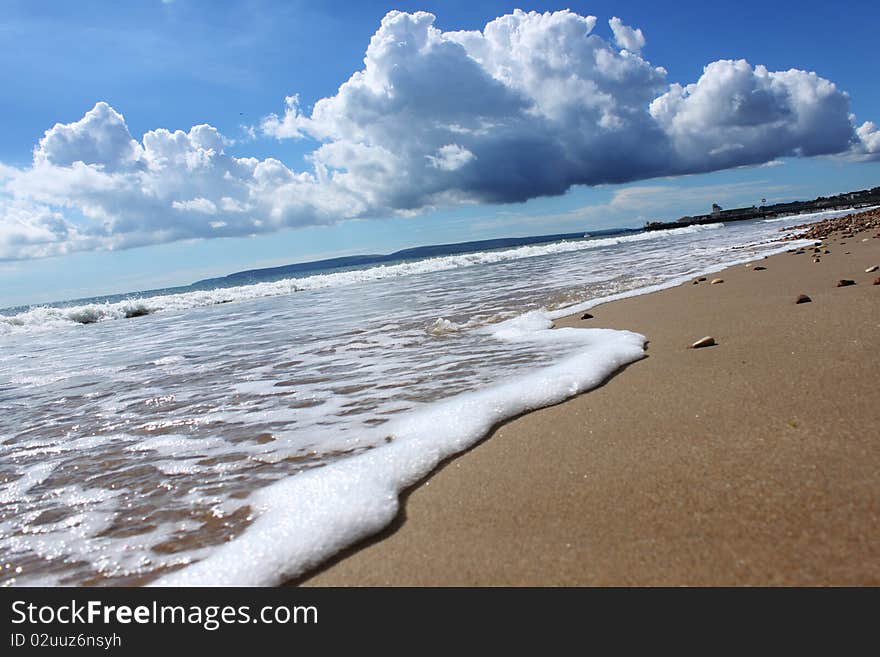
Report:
299,214,880,586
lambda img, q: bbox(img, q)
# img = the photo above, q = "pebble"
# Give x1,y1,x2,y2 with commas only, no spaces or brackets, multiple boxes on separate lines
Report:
795,294,812,304
580,312,594,320
874,277,880,285
710,278,724,285
866,265,879,273
753,266,767,271
837,279,856,287
690,336,716,349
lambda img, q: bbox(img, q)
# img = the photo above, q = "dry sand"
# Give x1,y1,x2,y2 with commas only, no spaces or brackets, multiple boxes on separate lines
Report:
299,223,880,586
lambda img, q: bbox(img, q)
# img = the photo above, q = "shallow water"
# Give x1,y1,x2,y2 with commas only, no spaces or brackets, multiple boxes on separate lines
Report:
0,214,832,585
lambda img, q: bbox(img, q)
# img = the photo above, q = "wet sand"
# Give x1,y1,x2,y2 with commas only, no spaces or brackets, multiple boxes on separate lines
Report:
300,219,880,586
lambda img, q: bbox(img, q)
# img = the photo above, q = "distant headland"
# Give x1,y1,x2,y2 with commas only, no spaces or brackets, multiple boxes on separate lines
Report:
193,227,638,287
644,185,880,231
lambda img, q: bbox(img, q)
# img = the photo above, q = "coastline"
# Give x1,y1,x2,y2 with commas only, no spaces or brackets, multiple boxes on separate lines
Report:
297,216,880,586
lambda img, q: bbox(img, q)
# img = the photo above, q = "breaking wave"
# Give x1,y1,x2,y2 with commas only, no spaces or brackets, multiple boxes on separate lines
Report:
1,223,723,335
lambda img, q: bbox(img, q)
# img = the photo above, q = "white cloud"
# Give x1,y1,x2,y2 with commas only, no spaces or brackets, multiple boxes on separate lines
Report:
609,17,645,53
855,121,880,157
649,60,857,172
172,197,218,214
0,9,877,261
35,102,143,173
427,144,476,171
261,94,307,139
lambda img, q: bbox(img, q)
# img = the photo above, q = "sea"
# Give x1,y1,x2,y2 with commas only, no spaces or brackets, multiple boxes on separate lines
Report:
0,209,849,586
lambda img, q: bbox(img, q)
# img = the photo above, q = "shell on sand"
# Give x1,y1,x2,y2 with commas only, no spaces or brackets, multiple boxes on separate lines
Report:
710,278,724,285
690,336,716,349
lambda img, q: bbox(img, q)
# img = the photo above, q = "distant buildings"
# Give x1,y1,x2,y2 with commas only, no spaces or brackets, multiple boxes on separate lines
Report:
644,186,880,231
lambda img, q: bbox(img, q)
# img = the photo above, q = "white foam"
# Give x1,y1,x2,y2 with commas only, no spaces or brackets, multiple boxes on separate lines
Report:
0,463,57,503
125,434,229,457
425,318,462,335
153,324,646,586
761,205,877,224
152,355,186,366
546,239,810,322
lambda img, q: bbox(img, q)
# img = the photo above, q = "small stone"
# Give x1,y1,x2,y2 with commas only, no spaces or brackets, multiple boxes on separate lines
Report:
873,277,880,285
837,279,855,287
753,266,767,271
690,336,716,349
697,277,707,282
795,294,812,304
580,312,594,320
866,265,879,273
813,258,820,263
710,278,724,285
824,250,830,254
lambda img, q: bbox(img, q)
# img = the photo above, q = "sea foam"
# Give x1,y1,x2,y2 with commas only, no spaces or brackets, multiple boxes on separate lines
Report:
153,321,646,586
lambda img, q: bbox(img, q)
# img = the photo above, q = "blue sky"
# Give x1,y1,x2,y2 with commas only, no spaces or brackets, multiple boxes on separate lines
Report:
1,0,879,307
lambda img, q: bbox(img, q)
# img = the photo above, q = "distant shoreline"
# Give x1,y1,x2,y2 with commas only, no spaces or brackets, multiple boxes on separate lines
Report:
644,184,880,231
191,227,638,288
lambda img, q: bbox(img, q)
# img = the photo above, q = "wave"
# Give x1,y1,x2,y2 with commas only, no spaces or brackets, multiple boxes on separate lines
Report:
1,223,723,335
152,320,647,585
761,205,878,224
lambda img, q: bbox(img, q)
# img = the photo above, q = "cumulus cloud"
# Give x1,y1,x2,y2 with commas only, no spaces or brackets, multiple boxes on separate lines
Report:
609,17,645,53
855,121,880,157
649,60,857,171
35,102,143,172
0,8,877,260
261,94,308,139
